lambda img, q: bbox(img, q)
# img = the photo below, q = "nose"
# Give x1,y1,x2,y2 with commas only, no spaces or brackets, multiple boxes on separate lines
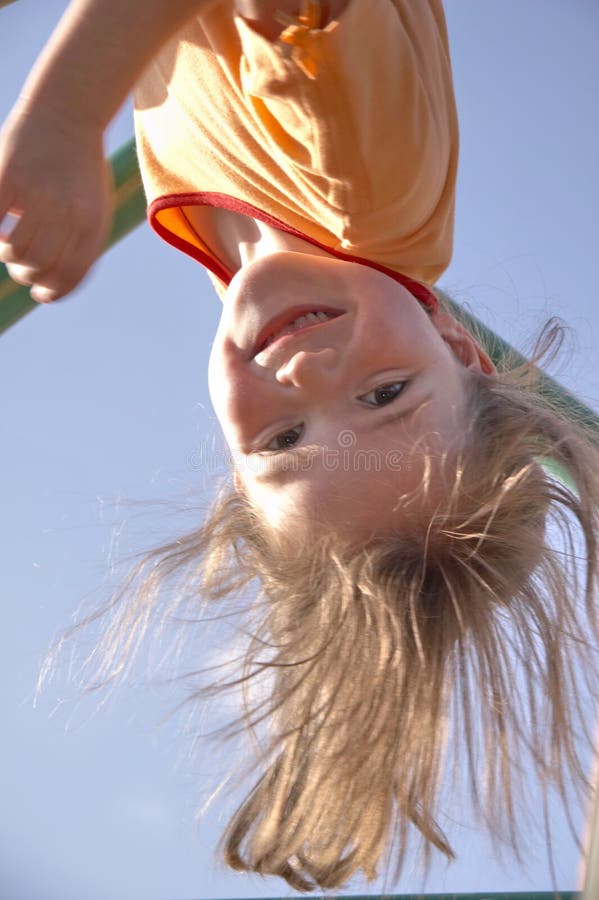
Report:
275,347,340,390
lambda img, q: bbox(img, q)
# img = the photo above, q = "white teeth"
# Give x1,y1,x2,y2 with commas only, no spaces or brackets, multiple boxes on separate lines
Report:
264,310,335,348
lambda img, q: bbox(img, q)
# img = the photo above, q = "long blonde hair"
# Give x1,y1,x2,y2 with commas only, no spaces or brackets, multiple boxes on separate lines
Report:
48,315,599,890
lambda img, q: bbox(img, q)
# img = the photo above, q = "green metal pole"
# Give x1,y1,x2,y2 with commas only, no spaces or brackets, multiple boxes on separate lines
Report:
1,138,598,437
0,139,145,334
445,298,599,434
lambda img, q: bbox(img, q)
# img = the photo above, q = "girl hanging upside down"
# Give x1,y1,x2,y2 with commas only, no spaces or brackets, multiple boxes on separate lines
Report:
1,0,598,890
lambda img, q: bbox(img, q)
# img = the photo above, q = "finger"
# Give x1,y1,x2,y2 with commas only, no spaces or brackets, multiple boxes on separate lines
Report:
44,215,106,297
7,257,61,303
4,226,70,303
5,259,35,286
31,230,88,302
7,220,68,281
30,285,60,304
5,258,61,304
0,208,40,263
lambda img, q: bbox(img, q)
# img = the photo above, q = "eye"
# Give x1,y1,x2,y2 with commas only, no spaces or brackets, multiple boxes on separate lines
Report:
263,424,303,452
359,382,406,407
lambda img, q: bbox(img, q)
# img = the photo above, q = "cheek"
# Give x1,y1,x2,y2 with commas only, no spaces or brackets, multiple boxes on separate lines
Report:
207,342,224,412
359,323,433,369
208,344,264,447
207,337,239,434
356,298,434,358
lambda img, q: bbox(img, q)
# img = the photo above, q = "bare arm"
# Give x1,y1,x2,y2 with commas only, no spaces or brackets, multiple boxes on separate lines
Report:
0,0,210,302
17,0,212,129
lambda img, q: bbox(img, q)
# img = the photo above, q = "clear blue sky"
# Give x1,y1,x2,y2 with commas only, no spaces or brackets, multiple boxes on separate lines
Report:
1,2,598,898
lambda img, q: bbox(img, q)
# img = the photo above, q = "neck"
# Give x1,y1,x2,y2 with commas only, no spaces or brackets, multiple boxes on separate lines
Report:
183,204,333,284
237,217,332,266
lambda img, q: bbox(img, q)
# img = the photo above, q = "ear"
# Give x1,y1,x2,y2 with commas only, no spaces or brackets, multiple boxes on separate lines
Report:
431,310,497,375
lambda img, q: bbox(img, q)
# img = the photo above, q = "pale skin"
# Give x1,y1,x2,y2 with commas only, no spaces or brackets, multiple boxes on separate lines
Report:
0,0,496,540
208,247,495,538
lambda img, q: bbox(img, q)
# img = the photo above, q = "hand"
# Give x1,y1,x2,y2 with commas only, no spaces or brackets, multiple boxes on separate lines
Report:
0,102,113,302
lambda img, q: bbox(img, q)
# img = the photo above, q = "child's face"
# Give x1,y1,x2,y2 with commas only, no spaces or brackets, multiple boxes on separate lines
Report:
208,252,475,537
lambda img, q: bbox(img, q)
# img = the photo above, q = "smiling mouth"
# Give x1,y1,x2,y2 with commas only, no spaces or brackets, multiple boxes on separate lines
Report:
253,307,344,357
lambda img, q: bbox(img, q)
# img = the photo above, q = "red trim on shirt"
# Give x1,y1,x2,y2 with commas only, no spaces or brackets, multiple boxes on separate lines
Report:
148,192,439,312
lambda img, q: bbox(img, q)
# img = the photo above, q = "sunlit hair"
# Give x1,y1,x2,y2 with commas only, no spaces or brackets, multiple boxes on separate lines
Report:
45,311,599,890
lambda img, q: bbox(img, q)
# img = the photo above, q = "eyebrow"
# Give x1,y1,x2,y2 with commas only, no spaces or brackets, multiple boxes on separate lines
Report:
251,391,433,484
